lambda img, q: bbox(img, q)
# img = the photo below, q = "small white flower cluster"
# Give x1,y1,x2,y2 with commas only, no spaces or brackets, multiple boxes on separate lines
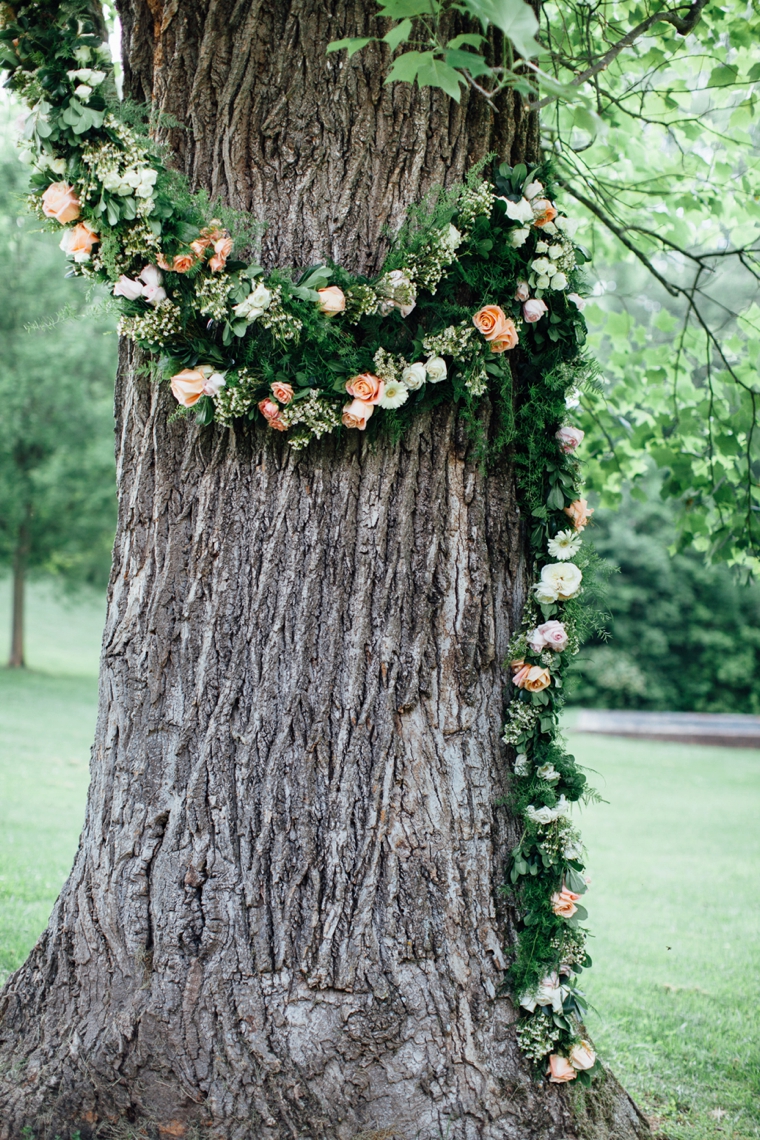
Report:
257,286,303,342
213,373,257,426
457,181,495,229
375,269,417,318
118,299,183,344
281,390,344,448
80,119,159,217
501,701,541,744
422,322,478,363
515,1010,562,1063
406,223,462,293
372,347,408,384
195,274,236,322
465,363,488,397
344,283,380,321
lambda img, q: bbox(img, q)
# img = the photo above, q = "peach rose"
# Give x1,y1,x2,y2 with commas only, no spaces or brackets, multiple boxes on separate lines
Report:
548,1055,577,1083
489,319,519,353
569,1041,596,1071
532,199,558,228
346,373,384,404
209,235,233,272
41,181,80,224
271,382,294,405
524,666,551,692
472,305,509,343
511,663,531,688
564,498,594,531
60,221,99,260
158,251,197,273
342,399,374,430
171,368,206,407
258,398,288,430
317,286,346,315
551,886,581,918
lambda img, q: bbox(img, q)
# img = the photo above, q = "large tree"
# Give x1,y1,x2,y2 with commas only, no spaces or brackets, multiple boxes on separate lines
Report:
0,3,653,1137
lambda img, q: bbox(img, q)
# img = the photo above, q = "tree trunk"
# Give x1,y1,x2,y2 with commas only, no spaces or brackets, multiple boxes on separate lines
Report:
7,510,30,669
0,3,650,1137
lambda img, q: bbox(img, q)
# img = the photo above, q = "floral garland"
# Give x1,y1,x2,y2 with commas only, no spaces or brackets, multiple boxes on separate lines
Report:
1,0,603,1085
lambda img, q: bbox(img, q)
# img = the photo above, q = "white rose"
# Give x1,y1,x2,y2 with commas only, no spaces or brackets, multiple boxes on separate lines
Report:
74,84,93,100
533,581,558,604
73,46,92,63
502,196,535,224
47,157,67,174
556,215,580,239
425,356,447,384
203,371,226,397
550,272,568,291
524,180,544,201
402,362,427,391
536,275,551,290
509,227,530,248
514,753,530,776
88,70,106,86
235,281,272,322
521,972,566,1014
531,257,553,276
541,221,558,235
539,562,582,601
548,245,563,260
536,762,560,783
524,795,570,826
446,223,463,250
68,68,93,82
534,240,549,254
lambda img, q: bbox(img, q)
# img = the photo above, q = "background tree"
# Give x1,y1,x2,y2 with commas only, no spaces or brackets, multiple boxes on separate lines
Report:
0,120,116,668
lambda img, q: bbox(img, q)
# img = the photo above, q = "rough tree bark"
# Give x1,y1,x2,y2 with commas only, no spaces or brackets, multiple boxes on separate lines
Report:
0,3,651,1138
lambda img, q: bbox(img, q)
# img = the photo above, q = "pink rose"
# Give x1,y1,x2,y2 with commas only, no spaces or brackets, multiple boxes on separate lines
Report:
523,298,548,323
568,293,586,311
317,286,346,315
41,181,80,224
271,382,294,405
138,265,167,308
551,886,581,918
514,281,530,302
258,398,288,431
113,275,144,301
342,399,374,430
346,373,384,404
555,426,585,453
569,1041,596,1071
547,1055,577,1083
527,620,568,653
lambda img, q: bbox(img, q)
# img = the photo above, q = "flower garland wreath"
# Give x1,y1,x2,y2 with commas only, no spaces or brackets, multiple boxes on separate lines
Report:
2,0,605,1087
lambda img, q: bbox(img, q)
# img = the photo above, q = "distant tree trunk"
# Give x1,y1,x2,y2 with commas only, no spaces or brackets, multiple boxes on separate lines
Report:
7,509,30,669
0,3,650,1138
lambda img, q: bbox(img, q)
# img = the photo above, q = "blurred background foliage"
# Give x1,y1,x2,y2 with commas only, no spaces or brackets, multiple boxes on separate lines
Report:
0,105,117,664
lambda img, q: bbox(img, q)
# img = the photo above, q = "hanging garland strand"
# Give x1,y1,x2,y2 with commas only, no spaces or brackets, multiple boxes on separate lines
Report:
1,0,604,1085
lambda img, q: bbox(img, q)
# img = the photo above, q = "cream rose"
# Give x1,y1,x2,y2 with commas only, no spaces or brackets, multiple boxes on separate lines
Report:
425,356,447,384
510,227,530,248
346,373,383,404
342,398,374,430
41,181,81,224
402,362,427,391
535,562,583,602
569,1041,596,1071
317,286,346,315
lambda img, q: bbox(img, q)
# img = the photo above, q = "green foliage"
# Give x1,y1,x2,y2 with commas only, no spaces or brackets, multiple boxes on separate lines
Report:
0,116,117,591
569,480,760,713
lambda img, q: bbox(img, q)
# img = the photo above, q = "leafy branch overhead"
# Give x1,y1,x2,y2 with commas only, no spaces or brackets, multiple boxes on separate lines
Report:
331,0,760,568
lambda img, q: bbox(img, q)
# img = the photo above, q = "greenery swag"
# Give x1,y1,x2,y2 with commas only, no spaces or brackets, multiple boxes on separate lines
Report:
1,0,605,1086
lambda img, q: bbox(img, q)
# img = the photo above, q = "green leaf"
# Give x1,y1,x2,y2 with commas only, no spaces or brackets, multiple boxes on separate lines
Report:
564,866,587,895
748,62,760,83
461,0,540,59
385,49,431,85
383,18,413,51
447,33,486,49
326,37,373,57
377,0,437,15
547,483,565,510
444,48,492,78
708,64,739,88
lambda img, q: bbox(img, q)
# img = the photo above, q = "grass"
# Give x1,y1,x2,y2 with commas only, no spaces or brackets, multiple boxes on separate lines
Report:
0,582,757,1139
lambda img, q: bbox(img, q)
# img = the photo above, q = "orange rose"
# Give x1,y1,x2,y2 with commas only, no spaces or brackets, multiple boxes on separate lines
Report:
547,1055,577,1083
472,305,509,342
564,499,593,531
210,235,233,272
346,373,384,404
532,199,558,228
317,286,346,315
258,398,288,431
171,368,206,407
41,181,80,224
342,399,374,430
271,382,294,405
551,886,581,918
524,666,551,692
489,319,519,353
60,221,99,260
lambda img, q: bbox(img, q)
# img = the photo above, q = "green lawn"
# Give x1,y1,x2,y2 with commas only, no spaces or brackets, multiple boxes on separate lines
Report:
0,583,758,1140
